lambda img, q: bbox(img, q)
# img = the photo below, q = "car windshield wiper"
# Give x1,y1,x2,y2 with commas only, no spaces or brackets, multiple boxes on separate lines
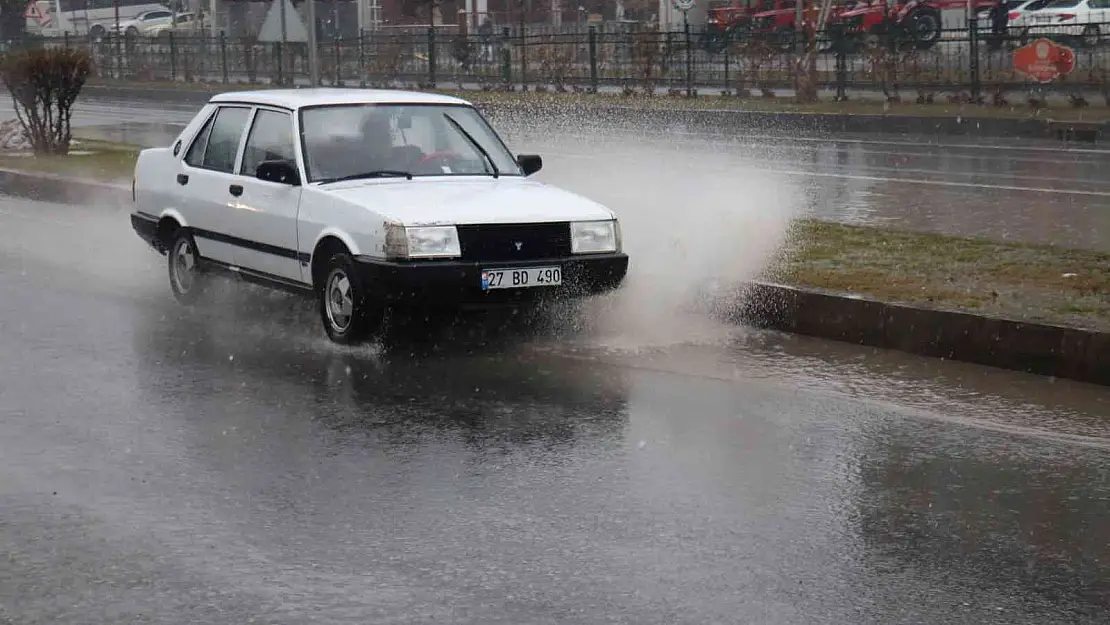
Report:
316,170,413,184
442,113,499,179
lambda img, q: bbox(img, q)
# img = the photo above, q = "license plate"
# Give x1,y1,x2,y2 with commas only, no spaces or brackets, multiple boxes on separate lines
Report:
480,266,562,290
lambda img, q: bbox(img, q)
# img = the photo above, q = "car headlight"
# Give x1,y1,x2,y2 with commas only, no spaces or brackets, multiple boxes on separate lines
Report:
385,224,461,259
571,219,619,254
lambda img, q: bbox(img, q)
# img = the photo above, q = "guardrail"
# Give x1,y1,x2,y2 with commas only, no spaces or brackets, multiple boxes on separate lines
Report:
23,23,1110,99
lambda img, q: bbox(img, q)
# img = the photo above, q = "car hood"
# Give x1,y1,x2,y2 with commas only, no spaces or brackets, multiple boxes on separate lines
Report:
319,177,617,226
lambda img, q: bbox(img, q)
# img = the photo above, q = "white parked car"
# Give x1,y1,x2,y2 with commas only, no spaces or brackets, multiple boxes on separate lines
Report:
129,89,629,344
1023,0,1109,44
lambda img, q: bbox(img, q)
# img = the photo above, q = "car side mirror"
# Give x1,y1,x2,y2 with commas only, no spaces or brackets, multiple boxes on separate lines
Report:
256,159,300,186
517,154,542,177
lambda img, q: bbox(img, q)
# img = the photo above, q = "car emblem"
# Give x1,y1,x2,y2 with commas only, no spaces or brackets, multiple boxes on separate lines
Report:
514,241,523,251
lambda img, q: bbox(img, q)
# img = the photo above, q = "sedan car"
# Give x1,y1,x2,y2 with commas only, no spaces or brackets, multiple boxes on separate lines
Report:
129,89,629,344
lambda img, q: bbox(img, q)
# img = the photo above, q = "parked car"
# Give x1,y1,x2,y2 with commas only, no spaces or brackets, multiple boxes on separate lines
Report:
129,89,630,344
1023,0,1108,46
90,7,174,40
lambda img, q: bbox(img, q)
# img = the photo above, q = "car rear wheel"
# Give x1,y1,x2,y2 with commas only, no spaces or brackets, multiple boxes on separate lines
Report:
167,230,209,305
319,252,385,345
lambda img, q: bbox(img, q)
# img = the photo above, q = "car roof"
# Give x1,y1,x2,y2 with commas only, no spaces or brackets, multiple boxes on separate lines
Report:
208,88,472,110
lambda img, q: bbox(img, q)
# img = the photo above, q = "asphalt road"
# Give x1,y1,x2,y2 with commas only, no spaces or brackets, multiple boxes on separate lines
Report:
14,94,1110,251
2,180,1110,622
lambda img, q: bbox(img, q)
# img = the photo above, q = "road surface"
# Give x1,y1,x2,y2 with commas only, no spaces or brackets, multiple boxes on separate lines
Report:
6,94,1107,251
1,175,1110,623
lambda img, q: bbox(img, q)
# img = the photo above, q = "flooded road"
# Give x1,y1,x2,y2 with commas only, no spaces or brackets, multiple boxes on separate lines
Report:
33,94,1110,252
2,183,1110,623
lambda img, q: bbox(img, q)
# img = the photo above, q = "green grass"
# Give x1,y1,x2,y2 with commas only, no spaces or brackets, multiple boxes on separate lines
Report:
766,219,1110,331
84,78,1110,122
0,139,139,182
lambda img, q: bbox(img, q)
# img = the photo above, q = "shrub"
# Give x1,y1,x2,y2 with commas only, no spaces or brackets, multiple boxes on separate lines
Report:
0,47,92,155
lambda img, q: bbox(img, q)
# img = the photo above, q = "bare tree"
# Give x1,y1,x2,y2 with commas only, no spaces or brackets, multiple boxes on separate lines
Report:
1,48,92,155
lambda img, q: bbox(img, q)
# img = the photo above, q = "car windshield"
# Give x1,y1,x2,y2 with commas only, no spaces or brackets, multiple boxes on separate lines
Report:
299,103,522,183
1045,0,1080,7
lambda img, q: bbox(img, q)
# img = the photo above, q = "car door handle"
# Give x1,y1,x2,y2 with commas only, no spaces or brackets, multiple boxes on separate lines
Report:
176,173,189,185
229,184,243,197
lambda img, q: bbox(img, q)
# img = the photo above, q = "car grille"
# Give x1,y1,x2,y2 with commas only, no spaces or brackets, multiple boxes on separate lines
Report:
456,222,571,262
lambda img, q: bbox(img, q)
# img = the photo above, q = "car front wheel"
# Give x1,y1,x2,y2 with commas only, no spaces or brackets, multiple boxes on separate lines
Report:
167,230,209,305
319,252,385,345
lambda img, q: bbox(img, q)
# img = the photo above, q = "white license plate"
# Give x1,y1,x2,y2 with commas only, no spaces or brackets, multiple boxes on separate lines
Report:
481,266,562,290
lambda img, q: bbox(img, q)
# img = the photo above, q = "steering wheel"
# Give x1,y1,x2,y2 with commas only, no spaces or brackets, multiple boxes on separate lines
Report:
418,149,462,164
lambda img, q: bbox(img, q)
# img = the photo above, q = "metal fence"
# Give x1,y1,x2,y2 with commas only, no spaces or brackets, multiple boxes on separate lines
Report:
30,24,1110,99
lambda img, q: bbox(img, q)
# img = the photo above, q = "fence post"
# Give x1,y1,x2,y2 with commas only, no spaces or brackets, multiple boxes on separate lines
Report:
519,26,527,90
588,26,598,93
835,28,847,101
276,42,284,86
220,32,228,84
358,29,366,87
501,26,512,88
969,19,981,102
169,32,177,82
334,36,341,86
684,17,693,97
427,27,437,88
723,45,729,93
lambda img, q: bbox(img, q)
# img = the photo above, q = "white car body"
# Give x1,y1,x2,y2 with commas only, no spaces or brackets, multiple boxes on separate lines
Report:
130,88,629,343
1023,0,1110,40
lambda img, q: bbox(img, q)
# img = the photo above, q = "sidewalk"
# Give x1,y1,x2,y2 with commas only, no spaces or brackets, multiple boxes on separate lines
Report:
76,80,1110,141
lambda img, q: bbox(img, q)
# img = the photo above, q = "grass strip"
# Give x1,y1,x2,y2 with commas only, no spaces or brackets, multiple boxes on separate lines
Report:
766,219,1110,332
84,79,1110,122
0,139,140,182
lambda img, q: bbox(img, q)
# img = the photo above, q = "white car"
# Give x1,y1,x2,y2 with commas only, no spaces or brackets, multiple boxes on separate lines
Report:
1023,0,1109,44
129,88,629,344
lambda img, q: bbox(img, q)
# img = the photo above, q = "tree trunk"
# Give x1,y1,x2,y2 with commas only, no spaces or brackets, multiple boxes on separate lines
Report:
792,0,834,104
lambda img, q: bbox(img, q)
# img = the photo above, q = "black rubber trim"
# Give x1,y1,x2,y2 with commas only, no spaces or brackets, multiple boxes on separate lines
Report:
197,257,314,296
190,227,312,264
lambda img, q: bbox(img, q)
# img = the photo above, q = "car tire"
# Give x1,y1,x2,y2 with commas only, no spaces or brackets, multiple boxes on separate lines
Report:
167,229,209,305
318,252,385,345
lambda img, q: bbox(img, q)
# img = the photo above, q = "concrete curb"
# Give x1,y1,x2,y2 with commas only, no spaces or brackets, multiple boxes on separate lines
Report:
729,281,1110,387
81,83,1107,141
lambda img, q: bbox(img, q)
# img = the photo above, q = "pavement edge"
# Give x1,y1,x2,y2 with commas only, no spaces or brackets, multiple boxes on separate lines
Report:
729,281,1110,387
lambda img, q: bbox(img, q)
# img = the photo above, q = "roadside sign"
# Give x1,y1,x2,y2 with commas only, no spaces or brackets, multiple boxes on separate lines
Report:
1013,38,1076,83
674,0,695,11
258,0,308,44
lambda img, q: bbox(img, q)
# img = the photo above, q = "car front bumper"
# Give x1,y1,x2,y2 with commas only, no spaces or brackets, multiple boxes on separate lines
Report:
353,253,629,309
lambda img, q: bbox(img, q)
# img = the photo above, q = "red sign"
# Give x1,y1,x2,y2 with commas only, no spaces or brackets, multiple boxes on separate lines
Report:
1013,38,1076,83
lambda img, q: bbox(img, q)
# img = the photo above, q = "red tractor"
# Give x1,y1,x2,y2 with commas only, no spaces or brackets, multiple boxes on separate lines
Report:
748,0,860,51
827,0,995,50
701,0,780,53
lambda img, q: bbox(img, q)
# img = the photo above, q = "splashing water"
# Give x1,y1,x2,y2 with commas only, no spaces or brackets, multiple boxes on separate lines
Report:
510,125,803,351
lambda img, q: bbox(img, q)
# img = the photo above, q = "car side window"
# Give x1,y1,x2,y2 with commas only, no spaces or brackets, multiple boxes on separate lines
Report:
199,106,250,174
183,112,215,167
240,109,295,178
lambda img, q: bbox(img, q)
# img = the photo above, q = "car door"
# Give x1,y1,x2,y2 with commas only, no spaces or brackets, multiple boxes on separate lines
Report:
178,104,253,267
226,107,305,284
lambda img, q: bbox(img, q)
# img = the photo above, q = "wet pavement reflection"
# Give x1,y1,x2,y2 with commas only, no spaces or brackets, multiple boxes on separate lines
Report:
2,236,1109,622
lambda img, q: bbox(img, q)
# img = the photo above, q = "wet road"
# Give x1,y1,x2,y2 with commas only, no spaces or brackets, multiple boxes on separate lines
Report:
12,94,1110,251
3,185,1110,622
